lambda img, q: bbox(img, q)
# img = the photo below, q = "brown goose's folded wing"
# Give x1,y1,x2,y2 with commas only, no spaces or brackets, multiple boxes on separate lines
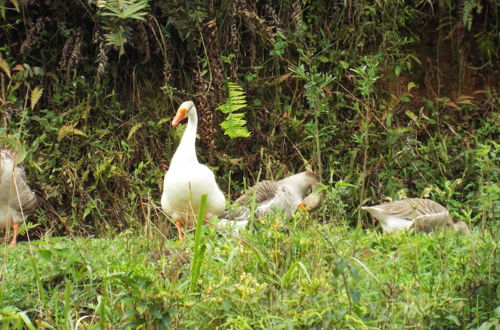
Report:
221,206,251,221
234,180,279,205
9,161,39,214
377,198,448,220
411,212,450,232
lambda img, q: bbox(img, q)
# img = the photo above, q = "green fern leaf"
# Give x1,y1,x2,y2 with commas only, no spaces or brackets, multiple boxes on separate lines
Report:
220,113,250,138
30,86,43,109
217,82,251,138
476,31,494,59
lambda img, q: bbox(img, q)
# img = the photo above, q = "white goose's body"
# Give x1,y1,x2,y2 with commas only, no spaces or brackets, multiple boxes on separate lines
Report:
362,198,470,234
0,149,38,245
161,101,225,240
217,172,322,231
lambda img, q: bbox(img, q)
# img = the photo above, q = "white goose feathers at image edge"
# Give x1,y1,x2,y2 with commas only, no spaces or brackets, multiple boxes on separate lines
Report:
0,149,38,245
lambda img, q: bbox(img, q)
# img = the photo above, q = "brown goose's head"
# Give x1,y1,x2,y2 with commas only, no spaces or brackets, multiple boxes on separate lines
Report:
298,191,323,212
296,171,322,211
448,219,471,235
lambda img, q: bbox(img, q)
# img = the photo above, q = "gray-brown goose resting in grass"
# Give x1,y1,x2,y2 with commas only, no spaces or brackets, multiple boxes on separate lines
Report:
217,171,322,231
0,149,39,245
362,198,471,234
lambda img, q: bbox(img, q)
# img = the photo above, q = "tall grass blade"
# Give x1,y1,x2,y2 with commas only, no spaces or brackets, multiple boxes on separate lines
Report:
190,194,207,292
30,256,47,307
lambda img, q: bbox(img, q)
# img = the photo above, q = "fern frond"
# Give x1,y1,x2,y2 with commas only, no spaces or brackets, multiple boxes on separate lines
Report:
217,82,251,138
98,0,149,56
218,82,247,113
220,113,250,138
30,86,43,109
100,0,149,20
475,31,494,59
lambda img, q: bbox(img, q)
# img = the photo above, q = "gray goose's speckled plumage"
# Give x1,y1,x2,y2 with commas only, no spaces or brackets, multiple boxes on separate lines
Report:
217,172,322,231
362,198,471,234
0,149,39,245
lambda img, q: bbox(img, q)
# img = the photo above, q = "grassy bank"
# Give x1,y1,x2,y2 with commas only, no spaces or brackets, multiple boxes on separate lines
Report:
1,215,497,328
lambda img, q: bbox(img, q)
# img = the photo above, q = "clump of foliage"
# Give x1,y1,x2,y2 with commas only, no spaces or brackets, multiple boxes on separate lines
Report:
0,0,497,235
217,82,250,139
0,218,497,328
0,1,498,326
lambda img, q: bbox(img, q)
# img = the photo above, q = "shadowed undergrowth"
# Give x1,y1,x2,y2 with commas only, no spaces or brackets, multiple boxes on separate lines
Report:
0,1,498,327
0,0,498,237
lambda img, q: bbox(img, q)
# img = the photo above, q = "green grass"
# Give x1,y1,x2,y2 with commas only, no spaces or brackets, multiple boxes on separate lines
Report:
0,215,497,329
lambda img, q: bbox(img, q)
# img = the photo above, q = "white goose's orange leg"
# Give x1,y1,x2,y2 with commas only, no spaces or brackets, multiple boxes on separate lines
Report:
10,223,19,246
175,220,184,242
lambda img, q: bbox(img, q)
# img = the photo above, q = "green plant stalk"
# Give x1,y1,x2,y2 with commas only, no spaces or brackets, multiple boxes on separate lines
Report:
314,99,323,179
357,114,370,228
189,194,208,292
63,279,71,324
30,256,47,309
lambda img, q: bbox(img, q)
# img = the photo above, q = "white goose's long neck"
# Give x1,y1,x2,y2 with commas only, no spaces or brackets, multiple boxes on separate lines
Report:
171,108,199,166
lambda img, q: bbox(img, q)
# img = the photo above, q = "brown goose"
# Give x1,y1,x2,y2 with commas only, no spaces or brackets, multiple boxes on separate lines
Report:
217,171,322,230
0,149,39,245
362,198,471,234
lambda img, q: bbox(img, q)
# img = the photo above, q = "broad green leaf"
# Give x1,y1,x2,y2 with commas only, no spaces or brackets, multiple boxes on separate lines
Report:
0,58,11,78
9,0,20,11
348,288,361,304
394,65,402,77
38,249,52,261
407,81,417,92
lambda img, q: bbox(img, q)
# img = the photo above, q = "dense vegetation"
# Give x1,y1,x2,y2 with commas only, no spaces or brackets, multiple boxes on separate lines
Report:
1,225,497,328
0,0,498,327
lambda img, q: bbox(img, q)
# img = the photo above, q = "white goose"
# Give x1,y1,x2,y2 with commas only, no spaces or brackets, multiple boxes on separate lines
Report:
217,171,322,230
0,149,38,245
161,101,226,241
362,198,471,234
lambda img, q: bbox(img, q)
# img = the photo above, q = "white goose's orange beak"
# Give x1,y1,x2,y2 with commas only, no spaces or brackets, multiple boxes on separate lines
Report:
172,107,188,126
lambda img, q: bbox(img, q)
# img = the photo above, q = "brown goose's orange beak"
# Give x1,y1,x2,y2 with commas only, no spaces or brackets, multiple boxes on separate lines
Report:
172,107,188,126
298,202,306,210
